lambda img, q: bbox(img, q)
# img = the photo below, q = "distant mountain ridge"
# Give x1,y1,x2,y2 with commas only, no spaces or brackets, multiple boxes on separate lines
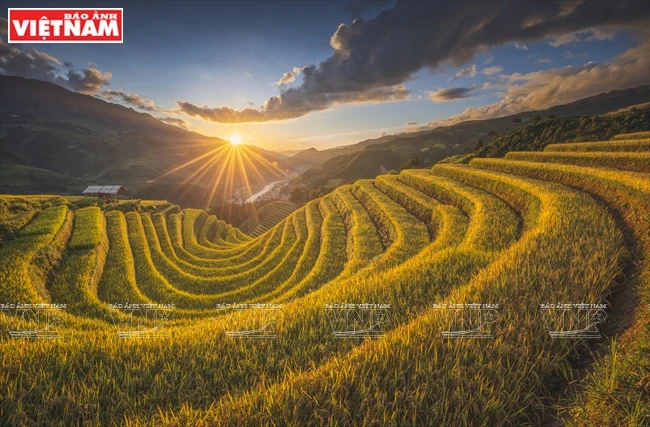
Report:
2,75,648,206
1,76,214,140
287,85,650,197
0,75,297,206
293,85,650,166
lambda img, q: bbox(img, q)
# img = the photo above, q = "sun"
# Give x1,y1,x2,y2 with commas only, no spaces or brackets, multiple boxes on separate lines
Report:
230,134,242,146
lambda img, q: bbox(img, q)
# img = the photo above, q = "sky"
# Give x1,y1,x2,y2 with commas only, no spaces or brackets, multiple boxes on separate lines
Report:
2,1,649,151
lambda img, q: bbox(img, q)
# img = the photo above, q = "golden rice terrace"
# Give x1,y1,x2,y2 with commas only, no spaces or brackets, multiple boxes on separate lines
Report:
1,132,649,426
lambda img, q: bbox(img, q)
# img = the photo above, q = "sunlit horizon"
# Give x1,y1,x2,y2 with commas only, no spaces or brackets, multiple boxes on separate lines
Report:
149,141,286,208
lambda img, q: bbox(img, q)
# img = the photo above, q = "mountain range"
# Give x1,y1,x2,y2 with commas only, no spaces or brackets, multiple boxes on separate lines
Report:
0,76,295,206
1,75,648,207
285,85,649,195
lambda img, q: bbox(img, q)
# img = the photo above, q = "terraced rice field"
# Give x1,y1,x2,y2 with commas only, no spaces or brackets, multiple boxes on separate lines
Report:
0,132,648,425
242,200,299,237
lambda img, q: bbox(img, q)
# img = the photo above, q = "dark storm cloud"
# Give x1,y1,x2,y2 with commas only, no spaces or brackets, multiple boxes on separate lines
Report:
178,0,650,123
429,86,479,102
177,84,409,123
0,17,8,35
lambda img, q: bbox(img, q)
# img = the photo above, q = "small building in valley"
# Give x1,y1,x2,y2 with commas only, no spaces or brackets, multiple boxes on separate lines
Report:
82,185,128,201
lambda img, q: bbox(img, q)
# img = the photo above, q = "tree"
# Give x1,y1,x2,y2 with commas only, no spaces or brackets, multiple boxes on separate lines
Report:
401,155,422,170
473,138,484,151
534,115,542,122
289,187,306,204
513,116,522,123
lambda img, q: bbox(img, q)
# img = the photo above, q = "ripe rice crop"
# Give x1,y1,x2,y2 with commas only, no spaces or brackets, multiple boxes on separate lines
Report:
0,132,648,426
505,151,650,172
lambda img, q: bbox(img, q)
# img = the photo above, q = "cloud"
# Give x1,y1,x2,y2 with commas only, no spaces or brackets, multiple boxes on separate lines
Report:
456,64,477,78
564,50,588,59
101,90,158,111
1,40,61,81
428,85,478,102
158,117,189,130
483,56,495,65
548,28,615,47
528,54,553,64
482,66,503,75
177,84,409,123
423,40,650,128
246,101,256,106
405,121,418,125
0,30,111,94
66,68,112,94
176,1,649,124
274,66,303,86
0,17,7,35
513,42,528,50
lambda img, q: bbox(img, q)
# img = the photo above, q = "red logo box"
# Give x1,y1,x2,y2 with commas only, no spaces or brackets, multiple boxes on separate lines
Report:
7,8,123,43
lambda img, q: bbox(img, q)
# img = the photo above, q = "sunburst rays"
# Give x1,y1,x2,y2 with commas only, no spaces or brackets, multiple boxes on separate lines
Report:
148,142,287,209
